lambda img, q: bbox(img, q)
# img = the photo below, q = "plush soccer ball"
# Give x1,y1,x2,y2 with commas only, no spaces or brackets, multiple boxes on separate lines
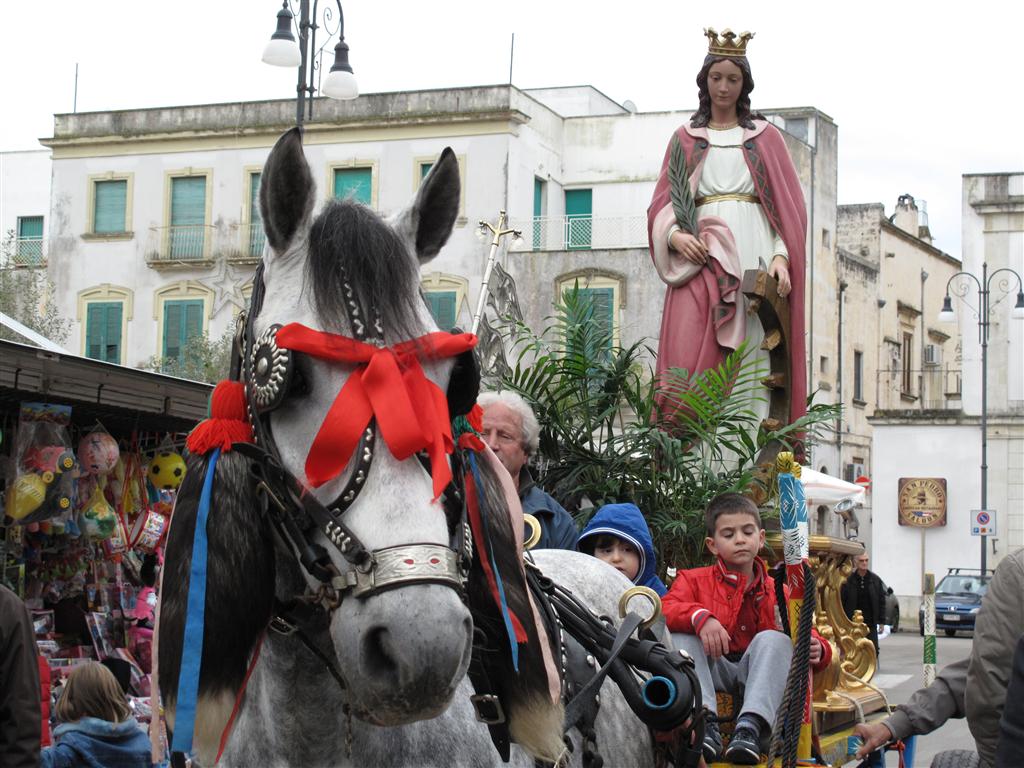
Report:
148,451,186,491
78,432,120,476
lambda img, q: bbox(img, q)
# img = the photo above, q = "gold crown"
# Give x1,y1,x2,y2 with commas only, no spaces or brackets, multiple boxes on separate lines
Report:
704,27,754,58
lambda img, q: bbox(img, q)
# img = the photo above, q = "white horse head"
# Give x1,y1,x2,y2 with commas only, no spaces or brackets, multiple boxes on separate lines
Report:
254,127,471,724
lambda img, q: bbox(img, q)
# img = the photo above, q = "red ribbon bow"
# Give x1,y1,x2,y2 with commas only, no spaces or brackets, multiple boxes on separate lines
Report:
275,323,478,500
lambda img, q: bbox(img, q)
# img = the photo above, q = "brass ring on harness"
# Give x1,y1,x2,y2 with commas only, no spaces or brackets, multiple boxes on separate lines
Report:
523,514,542,550
618,585,662,633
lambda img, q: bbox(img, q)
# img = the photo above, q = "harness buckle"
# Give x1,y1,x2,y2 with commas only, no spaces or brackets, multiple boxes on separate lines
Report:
269,615,298,635
470,694,506,725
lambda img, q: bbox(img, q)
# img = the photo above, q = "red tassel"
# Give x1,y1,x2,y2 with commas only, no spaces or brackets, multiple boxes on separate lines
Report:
186,381,254,455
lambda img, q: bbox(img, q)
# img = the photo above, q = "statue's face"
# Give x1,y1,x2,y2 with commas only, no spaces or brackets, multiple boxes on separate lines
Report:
707,59,744,114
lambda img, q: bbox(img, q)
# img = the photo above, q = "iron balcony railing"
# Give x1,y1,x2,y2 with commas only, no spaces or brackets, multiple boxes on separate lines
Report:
234,222,267,262
146,225,218,264
9,237,46,267
509,214,647,251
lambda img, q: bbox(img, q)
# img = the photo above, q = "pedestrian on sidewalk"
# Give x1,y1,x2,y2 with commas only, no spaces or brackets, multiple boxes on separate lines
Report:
841,550,888,656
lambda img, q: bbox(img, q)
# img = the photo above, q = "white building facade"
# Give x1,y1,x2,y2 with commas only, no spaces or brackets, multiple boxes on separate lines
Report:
35,86,837,391
0,149,51,267
870,173,1024,617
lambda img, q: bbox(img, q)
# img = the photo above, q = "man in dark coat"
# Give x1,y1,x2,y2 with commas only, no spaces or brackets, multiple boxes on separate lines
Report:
841,550,888,656
479,391,578,551
0,584,41,768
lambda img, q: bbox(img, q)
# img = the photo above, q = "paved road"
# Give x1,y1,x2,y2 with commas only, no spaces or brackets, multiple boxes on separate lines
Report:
869,629,975,767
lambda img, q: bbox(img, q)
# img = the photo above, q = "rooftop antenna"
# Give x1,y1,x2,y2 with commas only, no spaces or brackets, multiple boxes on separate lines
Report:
73,63,79,112
508,33,514,84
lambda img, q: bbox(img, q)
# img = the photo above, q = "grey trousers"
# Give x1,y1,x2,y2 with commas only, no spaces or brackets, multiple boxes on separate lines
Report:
671,629,792,725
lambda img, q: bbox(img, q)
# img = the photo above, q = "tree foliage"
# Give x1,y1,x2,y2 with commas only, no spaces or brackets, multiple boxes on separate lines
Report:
140,326,234,384
500,287,837,569
0,229,71,346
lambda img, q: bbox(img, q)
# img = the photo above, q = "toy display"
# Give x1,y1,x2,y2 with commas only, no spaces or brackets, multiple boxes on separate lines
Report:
77,428,120,476
4,404,77,526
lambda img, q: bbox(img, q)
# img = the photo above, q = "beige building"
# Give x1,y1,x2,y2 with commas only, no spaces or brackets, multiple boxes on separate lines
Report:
815,195,962,543
870,173,1024,615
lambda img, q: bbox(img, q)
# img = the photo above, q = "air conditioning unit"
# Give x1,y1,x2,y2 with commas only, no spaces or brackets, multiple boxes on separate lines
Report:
924,344,940,365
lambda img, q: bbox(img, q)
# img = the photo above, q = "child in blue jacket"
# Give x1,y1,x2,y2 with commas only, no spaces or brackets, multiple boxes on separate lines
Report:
41,661,151,768
578,502,667,595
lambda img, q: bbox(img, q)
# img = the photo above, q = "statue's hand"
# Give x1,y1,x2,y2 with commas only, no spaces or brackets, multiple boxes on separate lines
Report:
768,255,791,297
669,230,708,265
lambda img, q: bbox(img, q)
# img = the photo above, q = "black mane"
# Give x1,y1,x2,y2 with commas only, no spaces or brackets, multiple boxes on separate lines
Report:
306,200,422,343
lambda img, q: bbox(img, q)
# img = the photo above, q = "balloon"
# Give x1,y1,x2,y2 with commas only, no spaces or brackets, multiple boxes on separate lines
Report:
78,432,120,476
148,451,186,491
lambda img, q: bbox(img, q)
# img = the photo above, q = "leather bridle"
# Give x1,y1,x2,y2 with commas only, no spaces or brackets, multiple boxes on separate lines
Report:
230,262,473,618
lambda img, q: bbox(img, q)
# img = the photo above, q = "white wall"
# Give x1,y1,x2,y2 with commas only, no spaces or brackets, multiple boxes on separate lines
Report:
871,422,982,615
0,150,51,246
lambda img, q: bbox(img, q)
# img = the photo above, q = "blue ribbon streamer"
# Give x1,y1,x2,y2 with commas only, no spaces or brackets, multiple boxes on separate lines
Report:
468,452,520,671
171,447,220,755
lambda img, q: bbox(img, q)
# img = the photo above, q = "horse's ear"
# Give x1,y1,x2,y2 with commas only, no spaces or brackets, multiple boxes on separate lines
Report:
260,127,316,255
393,147,460,263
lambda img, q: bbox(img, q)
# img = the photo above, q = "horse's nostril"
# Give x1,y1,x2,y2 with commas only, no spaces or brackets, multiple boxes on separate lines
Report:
362,627,399,677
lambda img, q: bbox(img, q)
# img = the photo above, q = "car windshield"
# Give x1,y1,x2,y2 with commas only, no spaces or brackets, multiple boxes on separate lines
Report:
936,575,989,597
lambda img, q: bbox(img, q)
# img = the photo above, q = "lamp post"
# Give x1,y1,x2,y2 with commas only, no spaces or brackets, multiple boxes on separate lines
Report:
472,211,522,336
262,0,358,127
938,262,1024,574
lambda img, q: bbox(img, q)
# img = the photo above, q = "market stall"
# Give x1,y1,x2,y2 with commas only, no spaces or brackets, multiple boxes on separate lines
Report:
0,339,211,746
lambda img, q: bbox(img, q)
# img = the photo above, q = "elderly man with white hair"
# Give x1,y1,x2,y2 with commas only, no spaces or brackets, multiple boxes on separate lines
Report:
478,391,579,550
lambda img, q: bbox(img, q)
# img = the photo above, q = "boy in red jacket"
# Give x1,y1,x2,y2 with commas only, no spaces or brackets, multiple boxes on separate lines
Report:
663,493,832,765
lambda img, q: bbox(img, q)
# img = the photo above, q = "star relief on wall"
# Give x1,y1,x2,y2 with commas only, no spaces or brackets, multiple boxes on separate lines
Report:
201,257,253,318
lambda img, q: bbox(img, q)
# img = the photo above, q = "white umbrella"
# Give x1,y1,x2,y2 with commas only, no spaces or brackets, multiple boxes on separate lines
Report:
799,467,866,508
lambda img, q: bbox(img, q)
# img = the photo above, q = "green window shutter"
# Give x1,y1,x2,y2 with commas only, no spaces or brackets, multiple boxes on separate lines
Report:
86,302,122,364
564,189,592,250
564,286,614,355
425,291,457,330
18,216,43,238
249,172,265,257
170,176,207,259
163,299,204,364
420,162,433,181
94,180,127,233
333,168,372,205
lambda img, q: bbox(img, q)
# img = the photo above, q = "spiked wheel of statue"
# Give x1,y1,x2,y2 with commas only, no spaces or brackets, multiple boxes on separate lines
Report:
156,128,704,768
647,27,809,499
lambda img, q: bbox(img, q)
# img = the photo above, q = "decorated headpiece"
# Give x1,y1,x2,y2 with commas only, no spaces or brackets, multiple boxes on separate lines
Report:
704,27,754,58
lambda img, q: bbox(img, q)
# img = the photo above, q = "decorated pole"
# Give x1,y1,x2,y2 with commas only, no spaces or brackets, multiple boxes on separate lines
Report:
923,572,936,687
472,211,521,336
777,452,812,760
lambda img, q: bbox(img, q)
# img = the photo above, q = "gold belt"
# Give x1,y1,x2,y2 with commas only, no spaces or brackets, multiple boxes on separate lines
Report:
694,193,761,206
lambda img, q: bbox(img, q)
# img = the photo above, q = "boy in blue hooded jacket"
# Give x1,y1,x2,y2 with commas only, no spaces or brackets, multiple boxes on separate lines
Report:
578,503,667,595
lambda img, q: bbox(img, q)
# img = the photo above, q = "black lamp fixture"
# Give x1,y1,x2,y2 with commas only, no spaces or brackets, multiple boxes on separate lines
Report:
262,0,357,127
938,262,1024,575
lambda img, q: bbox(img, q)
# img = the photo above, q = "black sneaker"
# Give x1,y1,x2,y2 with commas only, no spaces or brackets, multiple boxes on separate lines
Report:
724,722,761,765
702,721,723,764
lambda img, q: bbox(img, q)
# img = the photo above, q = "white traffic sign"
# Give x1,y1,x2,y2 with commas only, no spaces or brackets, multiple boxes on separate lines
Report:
972,509,997,536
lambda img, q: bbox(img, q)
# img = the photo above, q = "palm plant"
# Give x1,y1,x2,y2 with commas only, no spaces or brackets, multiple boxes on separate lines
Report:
501,287,837,569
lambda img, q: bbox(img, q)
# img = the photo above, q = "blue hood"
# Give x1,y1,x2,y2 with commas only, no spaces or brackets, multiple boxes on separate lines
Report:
578,503,667,595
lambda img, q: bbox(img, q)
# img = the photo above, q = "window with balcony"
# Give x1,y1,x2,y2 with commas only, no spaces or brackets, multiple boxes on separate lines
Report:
245,170,265,259
564,189,593,250
15,215,43,266
533,177,547,250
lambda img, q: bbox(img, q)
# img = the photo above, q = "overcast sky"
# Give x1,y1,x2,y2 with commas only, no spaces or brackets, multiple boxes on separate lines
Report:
2,1,1020,256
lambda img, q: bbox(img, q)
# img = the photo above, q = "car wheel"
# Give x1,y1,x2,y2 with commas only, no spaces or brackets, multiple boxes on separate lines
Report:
945,629,957,637
892,612,900,633
930,749,979,767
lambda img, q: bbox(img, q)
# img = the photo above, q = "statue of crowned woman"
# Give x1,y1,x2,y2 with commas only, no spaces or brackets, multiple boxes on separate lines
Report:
647,28,808,430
